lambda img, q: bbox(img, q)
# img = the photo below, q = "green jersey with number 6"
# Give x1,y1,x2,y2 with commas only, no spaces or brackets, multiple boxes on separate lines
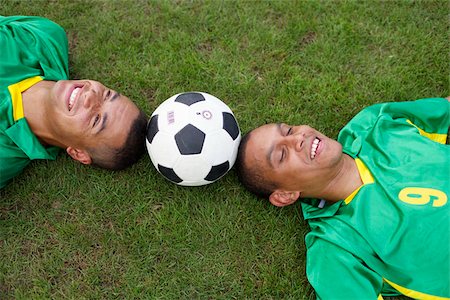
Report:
301,98,450,300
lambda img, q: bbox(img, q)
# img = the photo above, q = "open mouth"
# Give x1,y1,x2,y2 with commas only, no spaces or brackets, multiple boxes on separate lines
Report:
311,137,321,159
68,86,82,111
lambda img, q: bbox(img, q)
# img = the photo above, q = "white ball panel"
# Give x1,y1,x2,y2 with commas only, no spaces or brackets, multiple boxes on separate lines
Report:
179,179,209,187
156,102,193,135
202,130,235,165
173,155,211,182
145,139,158,168
228,134,242,168
148,132,179,167
186,103,224,135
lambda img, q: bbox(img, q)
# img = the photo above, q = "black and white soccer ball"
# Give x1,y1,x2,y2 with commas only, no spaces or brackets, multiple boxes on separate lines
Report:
146,92,241,186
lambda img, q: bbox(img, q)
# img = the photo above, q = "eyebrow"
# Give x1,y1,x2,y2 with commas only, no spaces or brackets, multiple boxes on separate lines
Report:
111,92,120,102
266,123,282,168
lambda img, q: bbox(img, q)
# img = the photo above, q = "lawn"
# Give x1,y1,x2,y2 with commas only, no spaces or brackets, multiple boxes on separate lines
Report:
0,0,448,299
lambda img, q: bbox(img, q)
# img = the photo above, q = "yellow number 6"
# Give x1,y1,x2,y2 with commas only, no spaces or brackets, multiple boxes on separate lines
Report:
398,187,447,207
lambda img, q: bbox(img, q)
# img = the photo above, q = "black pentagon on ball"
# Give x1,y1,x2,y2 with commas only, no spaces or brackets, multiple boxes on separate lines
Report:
147,114,159,143
222,112,240,140
175,124,205,155
175,92,205,106
204,161,230,181
158,165,183,183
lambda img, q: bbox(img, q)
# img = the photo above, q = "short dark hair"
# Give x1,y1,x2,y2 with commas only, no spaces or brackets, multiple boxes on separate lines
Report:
90,109,148,170
236,129,277,199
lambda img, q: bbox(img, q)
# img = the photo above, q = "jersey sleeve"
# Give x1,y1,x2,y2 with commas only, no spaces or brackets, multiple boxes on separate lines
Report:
385,98,450,134
0,16,69,85
338,98,450,151
306,238,384,300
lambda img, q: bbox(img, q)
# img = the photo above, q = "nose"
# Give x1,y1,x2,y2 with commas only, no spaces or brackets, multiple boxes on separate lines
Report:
286,131,305,152
83,87,100,109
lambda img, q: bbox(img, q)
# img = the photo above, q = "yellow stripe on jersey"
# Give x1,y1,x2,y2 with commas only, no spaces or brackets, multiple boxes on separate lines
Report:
406,119,447,144
344,158,375,204
384,278,450,300
355,158,374,185
377,295,384,300
8,76,43,121
344,185,362,205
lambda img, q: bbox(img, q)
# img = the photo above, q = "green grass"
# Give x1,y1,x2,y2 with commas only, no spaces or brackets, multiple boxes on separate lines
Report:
1,0,447,299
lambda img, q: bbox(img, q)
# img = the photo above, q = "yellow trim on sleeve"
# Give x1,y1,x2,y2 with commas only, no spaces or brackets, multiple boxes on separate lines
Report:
384,278,450,300
377,295,384,300
406,119,447,144
8,76,43,121
343,159,374,204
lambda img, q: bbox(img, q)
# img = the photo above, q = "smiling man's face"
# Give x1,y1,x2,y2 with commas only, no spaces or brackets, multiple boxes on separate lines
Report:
244,123,344,197
47,79,140,158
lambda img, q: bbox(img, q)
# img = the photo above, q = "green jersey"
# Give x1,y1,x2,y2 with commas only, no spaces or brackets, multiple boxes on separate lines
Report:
0,16,69,189
302,98,450,299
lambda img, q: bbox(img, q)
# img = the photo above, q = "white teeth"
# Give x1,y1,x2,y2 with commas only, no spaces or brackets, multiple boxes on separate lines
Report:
68,87,80,111
311,138,320,159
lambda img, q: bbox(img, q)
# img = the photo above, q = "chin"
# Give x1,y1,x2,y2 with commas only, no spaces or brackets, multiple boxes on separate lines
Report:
325,140,344,166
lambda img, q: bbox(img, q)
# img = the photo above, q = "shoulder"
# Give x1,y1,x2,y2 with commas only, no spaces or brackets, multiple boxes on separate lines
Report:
346,98,449,128
1,16,66,44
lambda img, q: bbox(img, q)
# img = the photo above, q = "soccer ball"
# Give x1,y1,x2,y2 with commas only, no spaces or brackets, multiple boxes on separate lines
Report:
146,92,241,186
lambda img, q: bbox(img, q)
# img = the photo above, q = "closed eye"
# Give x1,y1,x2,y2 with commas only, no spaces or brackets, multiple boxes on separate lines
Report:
93,114,100,127
280,147,286,162
286,127,292,135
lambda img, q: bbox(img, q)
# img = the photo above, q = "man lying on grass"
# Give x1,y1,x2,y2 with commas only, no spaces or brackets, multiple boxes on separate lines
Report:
0,16,148,189
236,97,450,299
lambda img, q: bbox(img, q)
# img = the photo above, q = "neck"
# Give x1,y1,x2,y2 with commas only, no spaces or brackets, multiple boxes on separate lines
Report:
22,80,63,148
320,154,363,202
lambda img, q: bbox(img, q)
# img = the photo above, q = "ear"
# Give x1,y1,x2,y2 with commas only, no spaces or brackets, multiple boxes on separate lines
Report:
66,147,92,165
269,190,301,207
